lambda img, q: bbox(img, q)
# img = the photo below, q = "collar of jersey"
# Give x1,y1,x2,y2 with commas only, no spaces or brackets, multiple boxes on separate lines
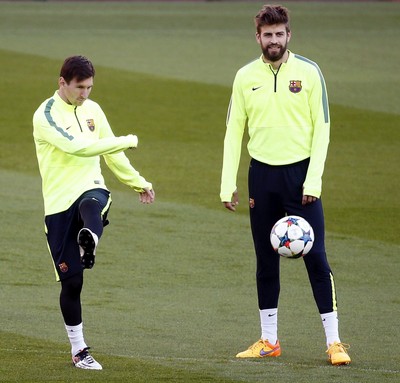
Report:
260,49,293,71
53,90,79,112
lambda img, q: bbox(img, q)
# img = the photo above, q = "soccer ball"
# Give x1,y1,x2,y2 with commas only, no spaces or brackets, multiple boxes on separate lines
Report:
270,215,314,258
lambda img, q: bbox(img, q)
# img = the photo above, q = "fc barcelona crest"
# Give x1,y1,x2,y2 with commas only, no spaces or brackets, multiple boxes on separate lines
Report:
289,80,302,93
86,119,95,132
59,262,69,273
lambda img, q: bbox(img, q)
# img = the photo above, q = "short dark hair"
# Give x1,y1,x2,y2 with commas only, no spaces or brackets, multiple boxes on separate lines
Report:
254,4,290,34
59,55,95,83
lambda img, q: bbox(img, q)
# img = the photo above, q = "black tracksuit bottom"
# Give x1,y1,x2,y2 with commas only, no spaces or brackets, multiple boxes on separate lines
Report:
248,158,337,314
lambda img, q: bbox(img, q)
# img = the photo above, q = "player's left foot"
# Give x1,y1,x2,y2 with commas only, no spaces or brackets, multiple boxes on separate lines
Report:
78,228,98,269
72,347,102,370
326,342,351,365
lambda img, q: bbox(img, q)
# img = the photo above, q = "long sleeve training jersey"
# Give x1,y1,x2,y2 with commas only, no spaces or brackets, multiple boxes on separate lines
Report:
220,51,330,202
33,91,152,215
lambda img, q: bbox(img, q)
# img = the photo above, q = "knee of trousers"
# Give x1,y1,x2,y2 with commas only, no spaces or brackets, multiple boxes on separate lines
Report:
304,249,331,268
79,197,101,211
61,273,83,298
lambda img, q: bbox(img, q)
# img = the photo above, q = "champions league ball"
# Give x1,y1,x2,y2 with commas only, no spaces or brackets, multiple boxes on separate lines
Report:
270,215,314,258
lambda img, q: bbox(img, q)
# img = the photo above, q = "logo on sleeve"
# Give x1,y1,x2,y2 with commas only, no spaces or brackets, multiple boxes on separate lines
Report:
289,80,302,93
86,119,95,132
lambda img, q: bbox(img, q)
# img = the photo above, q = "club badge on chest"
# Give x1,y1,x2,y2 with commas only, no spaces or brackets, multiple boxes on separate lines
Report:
86,119,95,132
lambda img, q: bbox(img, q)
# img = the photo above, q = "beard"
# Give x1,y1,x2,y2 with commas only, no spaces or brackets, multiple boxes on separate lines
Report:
262,40,288,62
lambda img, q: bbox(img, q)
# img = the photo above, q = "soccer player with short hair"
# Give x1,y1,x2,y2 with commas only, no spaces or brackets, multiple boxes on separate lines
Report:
220,5,351,365
33,55,155,369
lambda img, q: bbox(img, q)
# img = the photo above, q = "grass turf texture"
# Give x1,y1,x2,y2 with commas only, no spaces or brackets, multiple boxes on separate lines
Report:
0,1,399,382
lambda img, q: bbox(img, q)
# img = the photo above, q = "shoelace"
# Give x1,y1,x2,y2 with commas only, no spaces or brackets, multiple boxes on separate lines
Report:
249,339,267,350
327,342,350,354
75,348,90,361
83,354,96,364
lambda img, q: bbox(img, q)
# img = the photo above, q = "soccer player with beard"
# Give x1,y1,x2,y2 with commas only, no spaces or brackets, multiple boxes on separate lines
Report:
220,5,351,365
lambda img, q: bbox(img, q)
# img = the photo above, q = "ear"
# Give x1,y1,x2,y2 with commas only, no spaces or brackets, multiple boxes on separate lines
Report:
255,32,261,44
58,77,66,87
287,30,292,43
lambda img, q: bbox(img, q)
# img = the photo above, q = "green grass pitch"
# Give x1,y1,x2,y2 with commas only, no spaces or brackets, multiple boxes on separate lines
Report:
0,1,399,382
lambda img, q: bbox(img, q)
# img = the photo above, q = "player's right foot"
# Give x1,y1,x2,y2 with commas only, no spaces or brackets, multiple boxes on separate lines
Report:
72,347,102,370
78,228,98,269
236,339,281,358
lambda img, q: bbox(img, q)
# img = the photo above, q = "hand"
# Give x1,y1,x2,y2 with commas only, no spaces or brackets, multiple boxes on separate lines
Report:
302,194,318,205
139,188,155,204
223,189,239,212
128,134,138,149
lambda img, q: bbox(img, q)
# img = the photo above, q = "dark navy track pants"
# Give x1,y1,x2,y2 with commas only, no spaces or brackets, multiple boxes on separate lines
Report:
45,188,111,281
248,158,337,314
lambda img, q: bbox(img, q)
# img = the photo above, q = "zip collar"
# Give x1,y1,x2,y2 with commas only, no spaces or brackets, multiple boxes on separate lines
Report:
260,50,292,72
53,90,79,112
258,51,292,93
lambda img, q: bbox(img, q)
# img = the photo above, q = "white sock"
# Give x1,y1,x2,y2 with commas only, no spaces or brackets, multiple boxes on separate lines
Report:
65,322,87,356
321,311,340,347
260,308,278,344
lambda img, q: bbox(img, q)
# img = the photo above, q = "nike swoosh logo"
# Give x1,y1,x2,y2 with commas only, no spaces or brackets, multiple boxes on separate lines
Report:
260,348,277,356
66,126,72,130
252,86,263,91
268,313,276,317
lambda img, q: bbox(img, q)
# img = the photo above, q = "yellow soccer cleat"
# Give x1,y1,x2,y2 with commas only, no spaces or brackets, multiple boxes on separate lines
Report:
326,342,351,365
236,339,281,358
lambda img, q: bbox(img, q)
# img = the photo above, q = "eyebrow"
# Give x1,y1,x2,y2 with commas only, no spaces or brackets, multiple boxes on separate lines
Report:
76,84,93,88
263,30,285,35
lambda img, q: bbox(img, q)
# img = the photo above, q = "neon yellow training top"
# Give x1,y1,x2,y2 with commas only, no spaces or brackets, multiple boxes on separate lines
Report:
220,51,330,202
33,91,152,215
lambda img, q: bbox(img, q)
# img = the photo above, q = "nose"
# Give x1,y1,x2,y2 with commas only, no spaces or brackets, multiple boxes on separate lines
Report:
270,34,278,43
81,89,90,98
